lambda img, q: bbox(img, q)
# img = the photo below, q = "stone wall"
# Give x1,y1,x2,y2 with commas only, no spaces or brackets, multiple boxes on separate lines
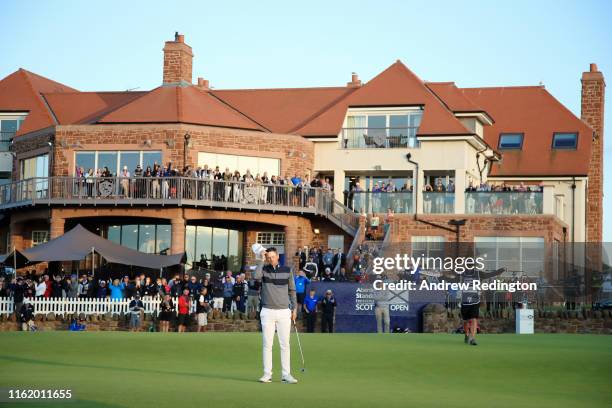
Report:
422,303,612,334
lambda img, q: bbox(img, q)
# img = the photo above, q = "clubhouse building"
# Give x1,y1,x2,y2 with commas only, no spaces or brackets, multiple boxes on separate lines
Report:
0,33,605,278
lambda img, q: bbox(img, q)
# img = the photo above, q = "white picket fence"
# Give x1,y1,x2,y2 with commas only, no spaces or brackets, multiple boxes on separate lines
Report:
0,296,224,317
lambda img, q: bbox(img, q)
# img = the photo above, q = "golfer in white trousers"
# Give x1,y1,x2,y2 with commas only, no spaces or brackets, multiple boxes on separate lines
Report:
253,244,298,384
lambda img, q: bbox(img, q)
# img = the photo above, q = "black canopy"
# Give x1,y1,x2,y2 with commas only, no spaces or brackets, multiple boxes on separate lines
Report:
1,224,184,269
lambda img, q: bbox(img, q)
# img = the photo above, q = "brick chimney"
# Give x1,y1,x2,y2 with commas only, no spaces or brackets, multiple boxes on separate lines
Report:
197,77,210,91
163,32,193,85
347,72,362,88
581,63,605,242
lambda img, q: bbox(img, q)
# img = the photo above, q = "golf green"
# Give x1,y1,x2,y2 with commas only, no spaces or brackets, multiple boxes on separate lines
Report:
0,332,609,408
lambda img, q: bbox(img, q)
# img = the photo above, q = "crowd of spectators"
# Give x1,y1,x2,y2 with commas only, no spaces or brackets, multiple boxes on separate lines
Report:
73,163,334,207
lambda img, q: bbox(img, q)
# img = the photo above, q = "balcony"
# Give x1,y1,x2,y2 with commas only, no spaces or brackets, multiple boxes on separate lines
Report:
0,177,360,236
466,191,543,215
348,191,413,214
423,192,455,214
340,127,419,149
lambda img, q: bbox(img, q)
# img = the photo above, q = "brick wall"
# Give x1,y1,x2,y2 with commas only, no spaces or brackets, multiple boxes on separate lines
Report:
581,64,605,243
52,124,314,179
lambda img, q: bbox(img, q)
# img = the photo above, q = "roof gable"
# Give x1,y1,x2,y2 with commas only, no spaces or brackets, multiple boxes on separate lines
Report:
294,61,471,136
0,69,76,136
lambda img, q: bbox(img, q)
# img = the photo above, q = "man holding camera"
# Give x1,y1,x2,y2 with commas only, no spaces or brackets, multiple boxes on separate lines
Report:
253,244,298,384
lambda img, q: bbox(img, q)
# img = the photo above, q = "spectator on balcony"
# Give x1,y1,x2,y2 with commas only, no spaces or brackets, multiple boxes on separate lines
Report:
120,166,130,197
109,279,123,300
352,182,364,213
177,288,191,333
129,293,144,332
158,293,174,332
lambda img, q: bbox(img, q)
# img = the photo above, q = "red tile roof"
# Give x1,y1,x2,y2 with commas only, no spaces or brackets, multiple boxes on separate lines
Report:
97,85,263,130
461,86,592,176
43,91,147,125
292,61,472,136
425,82,484,113
0,69,76,135
212,87,355,134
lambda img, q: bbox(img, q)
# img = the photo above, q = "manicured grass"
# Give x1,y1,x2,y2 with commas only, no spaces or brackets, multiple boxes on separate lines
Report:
0,332,610,408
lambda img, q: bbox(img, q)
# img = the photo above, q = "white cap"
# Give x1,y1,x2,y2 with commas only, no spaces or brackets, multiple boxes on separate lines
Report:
251,243,266,255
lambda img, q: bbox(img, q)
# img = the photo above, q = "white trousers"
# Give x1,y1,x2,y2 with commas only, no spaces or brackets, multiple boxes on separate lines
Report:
260,307,291,377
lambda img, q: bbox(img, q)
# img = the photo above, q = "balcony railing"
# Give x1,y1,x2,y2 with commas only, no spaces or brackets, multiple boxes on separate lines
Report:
466,191,543,215
340,127,419,149
0,177,360,235
348,191,413,214
423,192,455,214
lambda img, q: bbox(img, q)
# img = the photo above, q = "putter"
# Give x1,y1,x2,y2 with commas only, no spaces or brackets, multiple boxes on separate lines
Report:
293,320,306,372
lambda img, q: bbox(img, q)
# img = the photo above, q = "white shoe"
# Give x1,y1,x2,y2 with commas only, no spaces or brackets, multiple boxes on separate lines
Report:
258,375,272,383
281,375,298,384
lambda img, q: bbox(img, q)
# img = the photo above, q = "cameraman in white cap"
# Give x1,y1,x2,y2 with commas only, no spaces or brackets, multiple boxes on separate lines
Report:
252,243,298,384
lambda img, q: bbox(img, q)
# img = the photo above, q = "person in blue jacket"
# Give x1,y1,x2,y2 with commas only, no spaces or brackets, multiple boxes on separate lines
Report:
108,279,124,300
294,270,310,318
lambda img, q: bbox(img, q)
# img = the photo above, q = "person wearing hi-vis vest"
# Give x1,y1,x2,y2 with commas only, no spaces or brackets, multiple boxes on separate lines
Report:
253,243,299,384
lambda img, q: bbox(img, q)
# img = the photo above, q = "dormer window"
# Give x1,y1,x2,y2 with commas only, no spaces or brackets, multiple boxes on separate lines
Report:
342,107,423,149
498,133,523,150
0,114,26,151
552,132,578,149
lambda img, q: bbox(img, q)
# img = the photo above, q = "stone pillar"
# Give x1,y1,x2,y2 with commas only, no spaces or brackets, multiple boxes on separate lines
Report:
333,169,345,203
50,217,65,239
581,63,605,243
284,222,299,270
454,169,466,214
170,217,185,255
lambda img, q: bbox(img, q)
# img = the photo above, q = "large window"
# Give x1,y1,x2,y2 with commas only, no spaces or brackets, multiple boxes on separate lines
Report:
186,226,243,272
256,232,285,246
474,237,545,276
344,109,423,148
20,154,49,179
198,152,280,177
106,224,171,254
31,230,49,247
74,151,162,176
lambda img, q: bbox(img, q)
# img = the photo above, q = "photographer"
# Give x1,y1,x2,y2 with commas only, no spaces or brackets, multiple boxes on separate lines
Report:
19,299,35,331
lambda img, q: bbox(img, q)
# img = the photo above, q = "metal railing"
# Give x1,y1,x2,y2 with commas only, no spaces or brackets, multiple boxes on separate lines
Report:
465,191,543,215
348,191,413,214
423,192,455,214
340,127,419,149
0,176,361,235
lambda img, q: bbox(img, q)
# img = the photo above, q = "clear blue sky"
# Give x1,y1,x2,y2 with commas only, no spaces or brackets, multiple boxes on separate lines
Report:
1,0,611,240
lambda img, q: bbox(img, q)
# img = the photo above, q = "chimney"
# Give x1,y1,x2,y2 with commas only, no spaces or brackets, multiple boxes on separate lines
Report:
163,32,193,85
581,63,605,242
347,72,362,88
197,77,210,91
